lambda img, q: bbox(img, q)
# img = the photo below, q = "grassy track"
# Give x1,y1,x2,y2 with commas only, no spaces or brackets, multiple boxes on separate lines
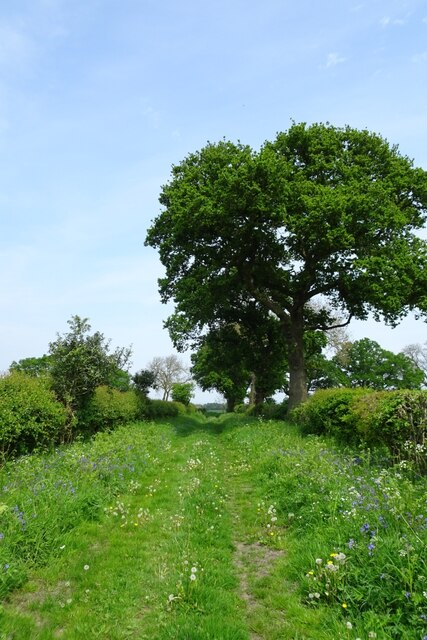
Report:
1,414,426,639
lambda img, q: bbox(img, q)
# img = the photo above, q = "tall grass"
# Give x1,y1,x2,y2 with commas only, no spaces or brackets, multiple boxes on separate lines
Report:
0,422,160,598
0,414,426,639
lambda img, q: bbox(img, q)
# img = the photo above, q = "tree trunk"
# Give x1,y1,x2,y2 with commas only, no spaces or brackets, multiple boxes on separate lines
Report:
226,397,236,412
285,309,308,412
248,373,256,405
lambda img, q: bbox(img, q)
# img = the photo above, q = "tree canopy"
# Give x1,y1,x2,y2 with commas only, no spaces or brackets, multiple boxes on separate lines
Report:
311,338,424,391
49,315,132,413
146,122,427,409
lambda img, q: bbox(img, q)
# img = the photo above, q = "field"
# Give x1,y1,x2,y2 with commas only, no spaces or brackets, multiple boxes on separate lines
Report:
0,414,426,639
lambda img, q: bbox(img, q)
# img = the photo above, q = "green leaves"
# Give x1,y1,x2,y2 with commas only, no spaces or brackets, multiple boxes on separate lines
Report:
49,315,132,415
146,122,427,408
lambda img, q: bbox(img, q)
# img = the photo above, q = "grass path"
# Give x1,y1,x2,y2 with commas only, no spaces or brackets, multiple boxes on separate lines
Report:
0,415,303,639
5,414,419,639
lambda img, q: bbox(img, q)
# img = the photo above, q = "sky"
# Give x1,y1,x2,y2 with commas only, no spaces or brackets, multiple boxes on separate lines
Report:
1,0,427,402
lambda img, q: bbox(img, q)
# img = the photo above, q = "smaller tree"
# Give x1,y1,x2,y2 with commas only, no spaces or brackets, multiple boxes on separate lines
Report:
147,355,189,400
171,382,194,406
132,369,157,396
9,355,53,377
49,315,132,414
402,343,427,387
332,338,424,390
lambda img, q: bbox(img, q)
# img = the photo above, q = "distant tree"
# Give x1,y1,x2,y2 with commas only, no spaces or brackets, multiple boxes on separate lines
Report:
332,338,424,390
147,355,189,400
402,342,427,387
9,355,53,377
191,327,251,412
171,382,194,406
132,369,157,396
146,122,427,410
49,315,132,413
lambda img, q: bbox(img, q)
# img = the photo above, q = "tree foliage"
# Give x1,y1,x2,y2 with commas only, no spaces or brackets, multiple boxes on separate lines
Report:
49,315,132,413
146,122,427,409
132,369,157,396
309,338,424,391
335,338,424,390
9,355,53,378
171,382,194,406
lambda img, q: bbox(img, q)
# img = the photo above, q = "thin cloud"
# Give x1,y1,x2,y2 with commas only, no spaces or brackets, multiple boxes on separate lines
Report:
380,16,406,27
326,52,346,67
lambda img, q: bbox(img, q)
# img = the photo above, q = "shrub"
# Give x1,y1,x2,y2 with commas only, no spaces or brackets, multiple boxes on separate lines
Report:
78,386,140,433
0,372,68,457
290,388,370,442
353,390,427,470
171,382,194,406
144,399,180,419
234,403,249,414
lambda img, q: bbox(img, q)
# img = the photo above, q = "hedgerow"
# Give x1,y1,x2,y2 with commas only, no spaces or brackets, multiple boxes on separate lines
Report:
0,372,68,457
291,388,427,473
78,386,140,433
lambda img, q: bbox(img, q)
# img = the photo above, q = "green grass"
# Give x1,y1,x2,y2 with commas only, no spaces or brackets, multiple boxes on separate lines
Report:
0,414,426,639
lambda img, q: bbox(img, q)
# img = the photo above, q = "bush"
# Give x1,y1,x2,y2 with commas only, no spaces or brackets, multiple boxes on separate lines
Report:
143,399,181,419
290,388,370,442
171,382,194,406
0,372,69,457
78,386,140,433
234,403,249,414
353,390,427,470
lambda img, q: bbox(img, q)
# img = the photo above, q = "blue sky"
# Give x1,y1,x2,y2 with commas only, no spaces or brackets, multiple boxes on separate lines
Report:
1,0,427,401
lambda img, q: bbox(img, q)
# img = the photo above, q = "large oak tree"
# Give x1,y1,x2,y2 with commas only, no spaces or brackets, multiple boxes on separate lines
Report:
146,122,427,410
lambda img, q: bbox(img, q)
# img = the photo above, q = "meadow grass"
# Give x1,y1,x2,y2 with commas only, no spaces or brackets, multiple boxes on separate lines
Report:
0,414,426,639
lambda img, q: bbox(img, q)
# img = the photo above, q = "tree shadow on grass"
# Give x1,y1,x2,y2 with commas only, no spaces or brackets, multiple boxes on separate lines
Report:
169,413,244,437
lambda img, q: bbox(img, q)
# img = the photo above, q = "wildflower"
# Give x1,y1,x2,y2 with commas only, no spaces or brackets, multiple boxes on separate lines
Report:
83,565,90,571
342,603,348,609
191,566,197,574
315,558,323,565
190,573,196,581
368,633,377,639
346,621,353,630
0,533,4,540
348,539,356,549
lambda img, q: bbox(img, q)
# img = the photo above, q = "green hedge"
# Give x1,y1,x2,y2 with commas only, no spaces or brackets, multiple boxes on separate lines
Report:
290,388,369,442
291,388,427,472
353,390,427,470
143,399,182,418
0,372,68,457
79,386,140,432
